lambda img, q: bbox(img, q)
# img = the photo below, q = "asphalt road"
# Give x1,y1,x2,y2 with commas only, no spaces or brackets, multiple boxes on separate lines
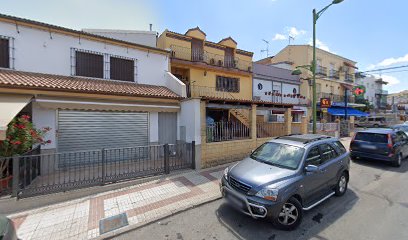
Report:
114,141,408,240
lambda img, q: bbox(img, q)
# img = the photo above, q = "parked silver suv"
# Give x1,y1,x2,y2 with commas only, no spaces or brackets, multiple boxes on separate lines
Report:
220,134,350,230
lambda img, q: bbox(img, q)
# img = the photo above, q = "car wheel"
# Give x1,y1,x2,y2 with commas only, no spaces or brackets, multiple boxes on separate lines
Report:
334,172,348,196
273,197,303,231
392,153,402,167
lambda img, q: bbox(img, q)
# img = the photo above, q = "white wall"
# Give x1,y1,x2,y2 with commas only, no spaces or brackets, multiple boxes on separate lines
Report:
165,72,186,97
253,78,300,104
179,99,201,144
32,103,56,149
0,21,170,87
149,112,159,143
83,29,157,48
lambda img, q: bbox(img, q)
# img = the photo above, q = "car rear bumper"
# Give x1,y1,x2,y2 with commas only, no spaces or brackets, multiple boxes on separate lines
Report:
220,177,282,219
350,150,394,162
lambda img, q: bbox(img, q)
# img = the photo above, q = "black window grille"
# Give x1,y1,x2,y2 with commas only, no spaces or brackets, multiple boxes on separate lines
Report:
0,38,10,68
75,50,104,78
216,76,240,92
110,56,135,82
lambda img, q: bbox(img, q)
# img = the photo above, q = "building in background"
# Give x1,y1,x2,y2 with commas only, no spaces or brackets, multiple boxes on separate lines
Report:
252,63,308,122
0,14,186,155
355,75,388,111
257,45,367,121
83,29,157,48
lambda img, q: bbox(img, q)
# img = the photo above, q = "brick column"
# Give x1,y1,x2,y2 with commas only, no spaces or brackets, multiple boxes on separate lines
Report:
250,104,257,139
284,108,292,135
301,116,308,134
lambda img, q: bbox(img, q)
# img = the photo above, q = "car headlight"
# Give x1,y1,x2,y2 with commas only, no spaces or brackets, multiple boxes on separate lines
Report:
255,188,279,201
223,167,229,179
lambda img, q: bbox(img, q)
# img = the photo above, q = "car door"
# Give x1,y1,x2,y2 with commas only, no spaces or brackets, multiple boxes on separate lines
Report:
319,143,342,187
393,132,404,157
302,145,328,204
397,131,408,157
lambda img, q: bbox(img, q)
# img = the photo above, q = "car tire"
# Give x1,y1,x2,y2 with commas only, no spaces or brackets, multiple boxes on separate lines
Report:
392,153,402,168
272,197,303,231
334,172,348,196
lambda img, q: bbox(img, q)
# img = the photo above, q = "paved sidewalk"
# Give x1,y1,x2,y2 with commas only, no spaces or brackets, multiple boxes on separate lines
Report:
9,166,226,240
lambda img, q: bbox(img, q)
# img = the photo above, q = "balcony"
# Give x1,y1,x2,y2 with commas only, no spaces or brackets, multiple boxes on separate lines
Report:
375,89,388,95
316,66,327,76
318,92,355,104
344,73,354,82
170,44,252,72
188,85,239,100
329,69,340,79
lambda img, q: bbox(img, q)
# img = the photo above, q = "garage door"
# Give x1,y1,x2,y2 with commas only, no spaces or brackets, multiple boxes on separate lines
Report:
57,110,148,152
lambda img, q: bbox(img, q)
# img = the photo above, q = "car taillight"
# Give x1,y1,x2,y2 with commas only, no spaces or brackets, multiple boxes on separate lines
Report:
387,133,393,149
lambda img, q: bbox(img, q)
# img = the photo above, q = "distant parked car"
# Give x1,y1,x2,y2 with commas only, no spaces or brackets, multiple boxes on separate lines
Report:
391,124,408,135
0,215,18,240
355,116,386,128
220,134,350,230
350,128,408,167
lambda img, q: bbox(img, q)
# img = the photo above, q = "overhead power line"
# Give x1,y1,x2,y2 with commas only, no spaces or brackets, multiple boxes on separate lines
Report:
359,65,408,74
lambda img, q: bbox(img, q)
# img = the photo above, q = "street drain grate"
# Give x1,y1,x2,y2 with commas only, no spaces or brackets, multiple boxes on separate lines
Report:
99,213,129,235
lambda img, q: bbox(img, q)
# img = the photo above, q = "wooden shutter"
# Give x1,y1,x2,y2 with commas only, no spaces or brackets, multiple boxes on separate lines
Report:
0,38,9,68
75,51,104,78
110,57,134,82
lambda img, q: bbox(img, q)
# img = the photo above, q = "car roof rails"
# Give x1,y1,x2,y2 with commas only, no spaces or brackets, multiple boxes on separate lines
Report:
303,136,332,144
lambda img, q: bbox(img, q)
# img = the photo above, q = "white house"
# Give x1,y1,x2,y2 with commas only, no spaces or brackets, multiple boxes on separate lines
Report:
0,14,188,155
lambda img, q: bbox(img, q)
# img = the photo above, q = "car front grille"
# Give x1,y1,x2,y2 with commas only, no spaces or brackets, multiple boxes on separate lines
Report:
229,176,252,194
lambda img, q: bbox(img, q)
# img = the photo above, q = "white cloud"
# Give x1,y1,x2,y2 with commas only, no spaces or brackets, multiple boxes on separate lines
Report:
308,38,332,53
287,27,306,37
373,74,400,86
368,54,408,70
272,33,287,41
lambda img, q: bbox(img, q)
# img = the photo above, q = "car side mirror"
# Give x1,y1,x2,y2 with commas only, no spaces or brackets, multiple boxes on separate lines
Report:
305,165,319,173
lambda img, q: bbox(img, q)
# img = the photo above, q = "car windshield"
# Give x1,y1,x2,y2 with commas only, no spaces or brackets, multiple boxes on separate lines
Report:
250,142,304,170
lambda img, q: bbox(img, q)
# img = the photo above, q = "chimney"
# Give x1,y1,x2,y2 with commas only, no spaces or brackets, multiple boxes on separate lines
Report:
149,24,152,31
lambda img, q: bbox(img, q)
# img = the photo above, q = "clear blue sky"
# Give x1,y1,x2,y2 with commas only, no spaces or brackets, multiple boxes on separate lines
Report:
1,0,407,93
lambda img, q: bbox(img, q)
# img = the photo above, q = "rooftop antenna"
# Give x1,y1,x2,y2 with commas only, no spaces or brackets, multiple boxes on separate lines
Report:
261,39,270,57
288,35,295,45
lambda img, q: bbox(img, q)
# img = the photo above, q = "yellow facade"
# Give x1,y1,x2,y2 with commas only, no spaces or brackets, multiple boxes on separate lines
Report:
157,28,253,101
264,45,357,105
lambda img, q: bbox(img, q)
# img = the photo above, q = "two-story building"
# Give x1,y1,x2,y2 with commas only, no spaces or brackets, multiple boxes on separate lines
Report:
252,63,308,123
0,14,186,156
258,45,366,122
355,75,388,111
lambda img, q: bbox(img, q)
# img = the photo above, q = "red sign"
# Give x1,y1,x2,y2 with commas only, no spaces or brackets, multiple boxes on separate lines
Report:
320,98,331,108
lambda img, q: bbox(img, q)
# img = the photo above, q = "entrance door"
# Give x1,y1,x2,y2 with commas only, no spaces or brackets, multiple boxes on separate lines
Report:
158,112,177,144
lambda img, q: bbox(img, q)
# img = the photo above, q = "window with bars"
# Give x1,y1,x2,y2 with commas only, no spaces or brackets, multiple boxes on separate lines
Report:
110,56,134,82
0,37,10,68
75,51,104,78
216,76,240,92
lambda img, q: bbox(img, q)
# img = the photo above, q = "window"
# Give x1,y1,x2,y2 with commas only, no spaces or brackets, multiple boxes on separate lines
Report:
110,56,135,82
216,76,239,92
332,141,347,155
306,146,321,166
75,51,103,78
0,37,10,68
258,83,263,90
250,142,305,170
354,132,388,143
320,144,338,163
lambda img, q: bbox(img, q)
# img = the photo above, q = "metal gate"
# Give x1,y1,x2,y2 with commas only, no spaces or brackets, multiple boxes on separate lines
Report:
158,112,177,144
12,142,195,198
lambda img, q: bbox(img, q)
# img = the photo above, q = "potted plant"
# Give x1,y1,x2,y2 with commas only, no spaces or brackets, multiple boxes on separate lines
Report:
0,115,50,190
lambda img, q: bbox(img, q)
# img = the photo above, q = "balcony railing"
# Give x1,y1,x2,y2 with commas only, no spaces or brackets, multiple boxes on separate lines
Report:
329,69,340,79
188,85,238,100
316,66,327,76
318,92,355,103
170,44,252,72
375,89,388,95
344,73,354,82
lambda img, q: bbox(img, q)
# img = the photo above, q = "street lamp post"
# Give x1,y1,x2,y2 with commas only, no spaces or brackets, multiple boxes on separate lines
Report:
293,0,344,134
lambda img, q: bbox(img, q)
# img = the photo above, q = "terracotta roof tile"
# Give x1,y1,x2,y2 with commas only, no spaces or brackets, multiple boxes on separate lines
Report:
0,69,182,99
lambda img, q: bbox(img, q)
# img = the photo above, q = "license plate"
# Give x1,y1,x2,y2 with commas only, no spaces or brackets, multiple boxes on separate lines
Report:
226,194,244,209
361,144,376,150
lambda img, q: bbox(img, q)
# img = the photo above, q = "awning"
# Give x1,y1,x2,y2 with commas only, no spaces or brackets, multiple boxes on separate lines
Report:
327,107,369,117
0,94,33,140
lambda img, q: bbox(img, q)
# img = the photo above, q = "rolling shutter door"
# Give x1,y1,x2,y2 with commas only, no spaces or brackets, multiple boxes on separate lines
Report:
58,110,148,152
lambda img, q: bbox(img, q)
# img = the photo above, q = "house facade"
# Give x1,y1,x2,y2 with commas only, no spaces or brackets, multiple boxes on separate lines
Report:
355,75,388,111
259,45,364,121
0,14,186,155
